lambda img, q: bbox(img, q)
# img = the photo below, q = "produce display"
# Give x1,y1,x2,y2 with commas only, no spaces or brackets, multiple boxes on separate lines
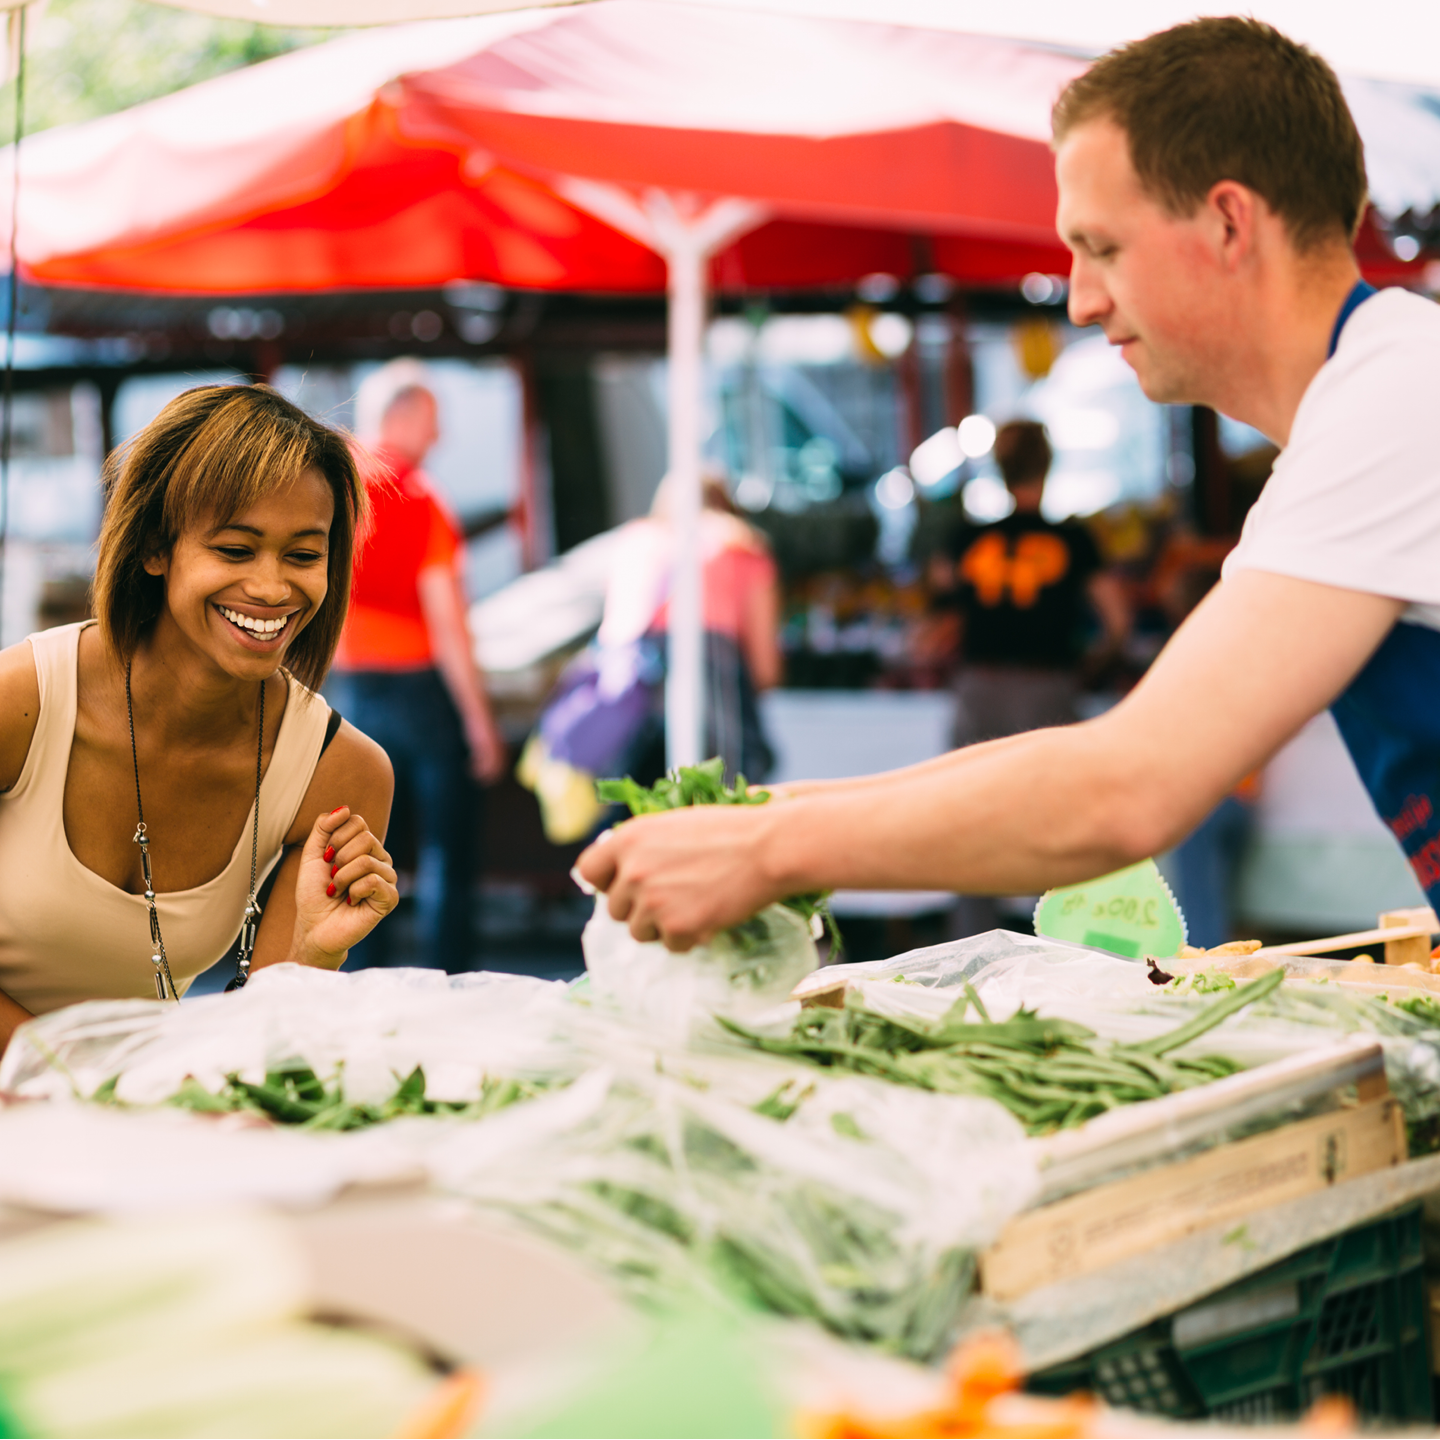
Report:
7,769,1440,1436
720,970,1282,1135
162,1066,546,1130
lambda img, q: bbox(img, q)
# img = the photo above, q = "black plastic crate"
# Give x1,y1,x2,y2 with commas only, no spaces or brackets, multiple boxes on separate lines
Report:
1028,1205,1432,1424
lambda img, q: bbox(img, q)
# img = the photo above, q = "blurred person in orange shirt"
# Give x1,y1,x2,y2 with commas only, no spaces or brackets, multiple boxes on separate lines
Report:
330,361,505,972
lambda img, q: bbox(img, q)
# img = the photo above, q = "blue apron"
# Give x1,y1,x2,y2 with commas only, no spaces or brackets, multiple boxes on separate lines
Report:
1321,282,1440,910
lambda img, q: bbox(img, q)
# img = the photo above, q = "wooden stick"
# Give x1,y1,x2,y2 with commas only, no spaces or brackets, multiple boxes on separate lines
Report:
1253,924,1432,960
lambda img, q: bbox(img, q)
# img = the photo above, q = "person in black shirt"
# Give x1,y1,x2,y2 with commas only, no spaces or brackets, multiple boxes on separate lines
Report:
941,419,1128,747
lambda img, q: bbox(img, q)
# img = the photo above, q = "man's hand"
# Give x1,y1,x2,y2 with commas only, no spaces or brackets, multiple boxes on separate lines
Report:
291,806,399,966
466,713,508,785
577,805,785,950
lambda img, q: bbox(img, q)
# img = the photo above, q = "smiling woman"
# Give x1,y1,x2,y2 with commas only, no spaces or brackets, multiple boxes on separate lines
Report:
0,384,399,1052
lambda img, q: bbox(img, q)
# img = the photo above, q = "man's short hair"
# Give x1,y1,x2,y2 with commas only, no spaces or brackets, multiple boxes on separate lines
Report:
1052,17,1367,251
994,420,1052,488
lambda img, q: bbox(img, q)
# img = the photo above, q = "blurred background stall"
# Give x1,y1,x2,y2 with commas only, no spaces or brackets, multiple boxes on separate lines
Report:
0,0,1437,967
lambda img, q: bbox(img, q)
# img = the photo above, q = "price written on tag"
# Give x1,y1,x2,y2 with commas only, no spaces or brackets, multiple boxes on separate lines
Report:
1034,859,1188,959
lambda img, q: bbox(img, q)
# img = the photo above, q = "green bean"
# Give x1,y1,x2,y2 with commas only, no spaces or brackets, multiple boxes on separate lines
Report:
1125,967,1284,1056
230,1077,321,1124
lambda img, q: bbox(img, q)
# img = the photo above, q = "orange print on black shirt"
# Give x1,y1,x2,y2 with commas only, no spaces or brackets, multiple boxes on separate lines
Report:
958,531,1071,608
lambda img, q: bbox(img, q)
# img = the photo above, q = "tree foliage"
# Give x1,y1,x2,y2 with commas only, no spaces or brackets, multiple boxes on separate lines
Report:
0,0,335,141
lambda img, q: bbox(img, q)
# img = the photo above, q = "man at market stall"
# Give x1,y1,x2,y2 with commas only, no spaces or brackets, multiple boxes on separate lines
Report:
578,16,1440,949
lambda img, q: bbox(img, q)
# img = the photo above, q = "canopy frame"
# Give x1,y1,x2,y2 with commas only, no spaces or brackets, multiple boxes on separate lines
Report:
559,177,765,769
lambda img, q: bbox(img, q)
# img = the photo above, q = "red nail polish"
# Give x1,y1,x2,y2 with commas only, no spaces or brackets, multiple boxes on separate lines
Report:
326,883,336,897
330,864,337,877
330,806,345,815
323,847,334,863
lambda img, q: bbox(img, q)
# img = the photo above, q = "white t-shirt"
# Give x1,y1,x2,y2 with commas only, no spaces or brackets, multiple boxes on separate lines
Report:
1222,287,1440,633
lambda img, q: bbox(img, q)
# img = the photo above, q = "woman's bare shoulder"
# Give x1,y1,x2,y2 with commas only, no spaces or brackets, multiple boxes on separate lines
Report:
0,639,40,793
284,717,394,845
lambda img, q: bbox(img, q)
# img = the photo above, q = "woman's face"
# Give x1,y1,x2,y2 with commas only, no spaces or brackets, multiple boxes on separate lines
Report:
145,467,335,680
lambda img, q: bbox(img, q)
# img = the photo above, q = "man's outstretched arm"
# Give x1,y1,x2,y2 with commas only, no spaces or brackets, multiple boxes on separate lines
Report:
578,570,1402,948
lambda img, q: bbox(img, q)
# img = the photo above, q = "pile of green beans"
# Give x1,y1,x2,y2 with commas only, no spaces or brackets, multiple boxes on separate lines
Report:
721,968,1284,1136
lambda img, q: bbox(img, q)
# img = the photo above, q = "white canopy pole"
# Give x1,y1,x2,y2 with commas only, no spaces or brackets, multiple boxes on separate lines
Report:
547,180,765,772
642,191,768,772
661,221,706,769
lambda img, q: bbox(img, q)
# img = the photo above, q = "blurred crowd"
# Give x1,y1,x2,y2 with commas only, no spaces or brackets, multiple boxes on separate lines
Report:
347,360,1259,972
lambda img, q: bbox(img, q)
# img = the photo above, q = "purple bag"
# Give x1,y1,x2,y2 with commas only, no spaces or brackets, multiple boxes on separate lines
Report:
537,639,664,775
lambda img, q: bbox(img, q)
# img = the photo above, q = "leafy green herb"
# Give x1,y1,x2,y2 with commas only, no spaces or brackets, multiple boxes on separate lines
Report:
598,758,841,954
596,757,769,814
1165,969,1237,995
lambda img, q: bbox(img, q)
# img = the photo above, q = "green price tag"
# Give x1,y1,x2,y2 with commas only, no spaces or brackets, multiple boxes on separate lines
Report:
1033,859,1187,959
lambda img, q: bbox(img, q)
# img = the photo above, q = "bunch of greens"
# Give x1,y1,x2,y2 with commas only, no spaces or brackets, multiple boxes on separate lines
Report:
597,758,839,952
721,969,1285,1136
150,1065,546,1132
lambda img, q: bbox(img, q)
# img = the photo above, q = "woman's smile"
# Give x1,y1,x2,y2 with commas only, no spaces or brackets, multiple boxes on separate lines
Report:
213,602,300,650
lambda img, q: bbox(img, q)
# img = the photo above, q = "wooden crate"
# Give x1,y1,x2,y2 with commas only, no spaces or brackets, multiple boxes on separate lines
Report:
980,1045,1407,1302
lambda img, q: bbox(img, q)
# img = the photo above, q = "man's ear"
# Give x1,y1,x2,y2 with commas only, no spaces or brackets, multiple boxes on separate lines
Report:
1208,181,1259,271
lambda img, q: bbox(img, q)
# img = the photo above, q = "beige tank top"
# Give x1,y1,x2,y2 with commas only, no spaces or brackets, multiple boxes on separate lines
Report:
0,621,331,1014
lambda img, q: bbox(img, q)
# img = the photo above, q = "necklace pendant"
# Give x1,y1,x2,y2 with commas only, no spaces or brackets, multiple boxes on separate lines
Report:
153,969,167,1001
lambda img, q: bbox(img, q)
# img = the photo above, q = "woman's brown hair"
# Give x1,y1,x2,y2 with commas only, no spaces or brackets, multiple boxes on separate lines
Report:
92,384,366,691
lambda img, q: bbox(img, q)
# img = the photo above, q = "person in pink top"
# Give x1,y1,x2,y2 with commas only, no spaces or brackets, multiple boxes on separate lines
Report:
528,473,780,836
601,472,780,787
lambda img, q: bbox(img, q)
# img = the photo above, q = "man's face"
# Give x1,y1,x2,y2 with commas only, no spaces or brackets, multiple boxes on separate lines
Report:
380,389,440,465
1055,118,1229,405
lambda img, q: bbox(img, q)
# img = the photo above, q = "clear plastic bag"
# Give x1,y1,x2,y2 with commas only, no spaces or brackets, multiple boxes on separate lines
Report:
0,962,579,1107
802,929,1440,1151
429,1057,1035,1361
582,895,820,1045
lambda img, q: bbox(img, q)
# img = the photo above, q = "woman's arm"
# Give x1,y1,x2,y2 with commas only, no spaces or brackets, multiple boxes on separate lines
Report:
0,644,40,1052
0,640,40,792
0,988,32,1057
740,566,782,691
252,719,399,970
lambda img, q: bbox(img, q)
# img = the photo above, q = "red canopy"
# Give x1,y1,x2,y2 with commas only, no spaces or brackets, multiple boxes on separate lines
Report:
7,3,1090,293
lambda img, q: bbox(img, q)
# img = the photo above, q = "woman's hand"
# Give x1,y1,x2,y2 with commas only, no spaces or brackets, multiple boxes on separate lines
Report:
576,804,786,951
290,806,399,966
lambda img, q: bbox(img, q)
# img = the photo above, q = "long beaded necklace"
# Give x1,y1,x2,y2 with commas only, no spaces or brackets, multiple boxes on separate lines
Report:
125,662,265,1000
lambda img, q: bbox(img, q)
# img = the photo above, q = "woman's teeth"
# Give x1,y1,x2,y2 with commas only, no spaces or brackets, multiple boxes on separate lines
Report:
219,605,289,637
